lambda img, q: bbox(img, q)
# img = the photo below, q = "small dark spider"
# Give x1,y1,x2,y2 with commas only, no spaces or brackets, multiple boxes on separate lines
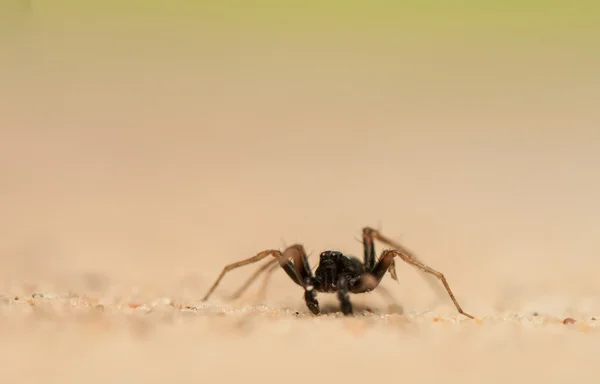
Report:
201,227,474,319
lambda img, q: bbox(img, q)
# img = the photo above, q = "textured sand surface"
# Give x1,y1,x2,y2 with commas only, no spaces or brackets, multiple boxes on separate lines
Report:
3,5,600,383
1,289,599,384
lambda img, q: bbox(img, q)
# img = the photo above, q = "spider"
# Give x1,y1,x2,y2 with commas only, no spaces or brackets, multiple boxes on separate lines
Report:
201,227,475,319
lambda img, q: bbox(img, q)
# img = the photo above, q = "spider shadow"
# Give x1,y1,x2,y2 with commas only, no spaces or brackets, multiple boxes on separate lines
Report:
313,299,405,316
226,288,405,316
293,286,405,316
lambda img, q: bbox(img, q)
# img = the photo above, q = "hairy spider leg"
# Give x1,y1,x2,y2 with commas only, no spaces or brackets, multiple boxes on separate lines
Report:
281,244,320,315
370,249,475,319
229,244,312,301
337,275,353,315
201,249,301,302
255,260,281,299
362,227,398,280
364,226,456,300
228,258,279,300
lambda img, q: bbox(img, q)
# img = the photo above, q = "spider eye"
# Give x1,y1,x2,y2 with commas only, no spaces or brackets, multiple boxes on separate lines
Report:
319,251,338,261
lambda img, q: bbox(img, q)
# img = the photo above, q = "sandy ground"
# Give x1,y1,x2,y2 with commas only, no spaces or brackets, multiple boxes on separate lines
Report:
2,10,600,383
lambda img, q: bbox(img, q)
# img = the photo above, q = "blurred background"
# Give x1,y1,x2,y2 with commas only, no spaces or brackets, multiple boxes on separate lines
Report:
2,0,600,317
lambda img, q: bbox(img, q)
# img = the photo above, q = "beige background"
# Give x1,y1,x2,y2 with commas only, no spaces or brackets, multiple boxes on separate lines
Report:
2,6,600,383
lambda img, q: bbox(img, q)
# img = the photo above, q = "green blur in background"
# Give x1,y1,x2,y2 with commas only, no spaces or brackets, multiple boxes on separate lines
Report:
2,0,599,43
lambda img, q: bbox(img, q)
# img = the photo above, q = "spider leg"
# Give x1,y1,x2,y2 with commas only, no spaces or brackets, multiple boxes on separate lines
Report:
364,226,451,298
337,276,353,315
201,249,301,302
228,244,313,301
228,258,279,301
346,273,404,314
283,244,320,315
371,249,474,319
283,244,313,284
362,227,398,280
362,227,377,270
255,260,281,299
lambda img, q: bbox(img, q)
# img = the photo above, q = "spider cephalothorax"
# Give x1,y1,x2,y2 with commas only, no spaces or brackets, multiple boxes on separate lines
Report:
201,227,474,319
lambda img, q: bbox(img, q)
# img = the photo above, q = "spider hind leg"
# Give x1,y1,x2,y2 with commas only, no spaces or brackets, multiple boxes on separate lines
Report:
363,227,398,280
371,248,475,319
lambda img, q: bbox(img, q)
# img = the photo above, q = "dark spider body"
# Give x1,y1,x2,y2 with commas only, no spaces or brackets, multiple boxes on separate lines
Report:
312,251,365,293
305,251,369,315
202,227,475,319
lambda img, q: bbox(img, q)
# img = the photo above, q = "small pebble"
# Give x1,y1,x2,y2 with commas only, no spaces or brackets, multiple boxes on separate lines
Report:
562,317,576,325
134,304,151,313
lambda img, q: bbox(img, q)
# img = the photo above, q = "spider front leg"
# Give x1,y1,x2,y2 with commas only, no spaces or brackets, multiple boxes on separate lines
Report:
229,244,323,315
202,245,310,302
229,244,310,301
337,276,353,315
228,258,279,301
277,245,322,315
371,249,475,319
304,284,320,315
278,245,322,315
